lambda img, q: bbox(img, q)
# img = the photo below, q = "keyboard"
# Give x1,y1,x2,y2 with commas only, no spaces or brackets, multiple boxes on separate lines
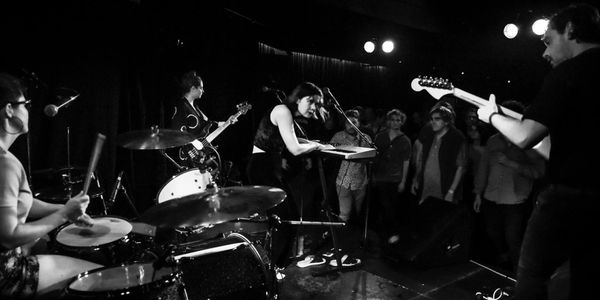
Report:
319,145,376,160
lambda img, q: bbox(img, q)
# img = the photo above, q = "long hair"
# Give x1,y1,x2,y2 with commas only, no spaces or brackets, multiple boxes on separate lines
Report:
284,82,327,120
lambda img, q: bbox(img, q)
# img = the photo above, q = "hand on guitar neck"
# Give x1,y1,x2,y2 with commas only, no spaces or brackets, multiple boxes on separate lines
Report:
411,76,550,160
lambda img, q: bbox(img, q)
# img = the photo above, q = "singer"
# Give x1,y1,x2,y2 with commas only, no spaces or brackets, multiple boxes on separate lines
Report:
0,73,102,299
247,81,332,268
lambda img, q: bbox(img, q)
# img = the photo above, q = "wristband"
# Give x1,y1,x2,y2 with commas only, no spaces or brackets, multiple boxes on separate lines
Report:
488,112,499,124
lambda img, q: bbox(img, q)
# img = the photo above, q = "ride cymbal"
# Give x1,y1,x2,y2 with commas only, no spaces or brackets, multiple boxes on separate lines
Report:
139,185,286,228
116,126,195,150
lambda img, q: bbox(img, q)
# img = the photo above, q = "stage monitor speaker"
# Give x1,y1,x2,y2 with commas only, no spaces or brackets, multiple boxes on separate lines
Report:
385,197,472,268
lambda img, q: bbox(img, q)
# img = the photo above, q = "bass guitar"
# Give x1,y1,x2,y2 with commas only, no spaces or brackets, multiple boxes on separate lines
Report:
411,76,550,160
178,102,252,168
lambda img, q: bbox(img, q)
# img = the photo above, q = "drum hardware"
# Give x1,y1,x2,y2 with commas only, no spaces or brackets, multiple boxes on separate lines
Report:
107,170,140,217
32,166,106,216
159,149,187,172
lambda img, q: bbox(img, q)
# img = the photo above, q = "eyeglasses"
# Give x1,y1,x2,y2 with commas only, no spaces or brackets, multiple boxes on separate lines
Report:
9,99,32,109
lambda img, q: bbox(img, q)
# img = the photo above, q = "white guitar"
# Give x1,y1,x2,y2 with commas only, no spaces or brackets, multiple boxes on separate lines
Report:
411,76,550,160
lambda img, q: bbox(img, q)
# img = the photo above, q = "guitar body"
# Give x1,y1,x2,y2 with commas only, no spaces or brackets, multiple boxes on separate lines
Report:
178,102,252,177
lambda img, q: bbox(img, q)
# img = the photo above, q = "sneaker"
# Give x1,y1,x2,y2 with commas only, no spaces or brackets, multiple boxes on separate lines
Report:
296,255,327,268
322,248,342,258
387,235,400,244
328,254,361,267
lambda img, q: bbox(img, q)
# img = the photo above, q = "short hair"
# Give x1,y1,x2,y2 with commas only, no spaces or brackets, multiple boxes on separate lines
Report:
0,73,24,106
386,109,407,123
429,101,455,123
501,100,526,114
179,70,202,95
549,3,600,43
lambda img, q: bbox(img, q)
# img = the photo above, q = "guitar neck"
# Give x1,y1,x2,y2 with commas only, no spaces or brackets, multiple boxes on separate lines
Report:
190,115,237,150
453,88,523,120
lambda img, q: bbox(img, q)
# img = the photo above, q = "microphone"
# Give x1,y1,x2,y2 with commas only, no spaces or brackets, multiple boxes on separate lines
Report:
322,87,340,108
44,93,80,117
108,171,124,208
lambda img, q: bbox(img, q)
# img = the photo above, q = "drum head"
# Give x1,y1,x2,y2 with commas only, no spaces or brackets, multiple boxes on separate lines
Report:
157,168,214,203
56,216,132,247
68,262,174,292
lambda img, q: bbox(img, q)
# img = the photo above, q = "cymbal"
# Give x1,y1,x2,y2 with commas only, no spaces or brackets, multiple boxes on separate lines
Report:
116,126,195,150
139,185,286,228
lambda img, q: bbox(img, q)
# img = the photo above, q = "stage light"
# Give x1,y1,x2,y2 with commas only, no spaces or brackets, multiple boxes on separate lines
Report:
382,40,394,53
532,18,548,35
503,23,519,39
364,41,375,53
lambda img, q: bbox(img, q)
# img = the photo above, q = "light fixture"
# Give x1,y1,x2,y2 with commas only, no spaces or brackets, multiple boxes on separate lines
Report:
503,23,519,39
531,18,548,35
381,40,394,53
363,41,375,53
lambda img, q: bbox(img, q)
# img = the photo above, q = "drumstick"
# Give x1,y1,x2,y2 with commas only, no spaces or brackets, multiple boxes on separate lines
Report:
82,133,106,196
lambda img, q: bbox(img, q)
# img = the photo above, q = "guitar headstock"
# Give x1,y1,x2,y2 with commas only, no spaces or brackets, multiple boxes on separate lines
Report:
411,76,454,100
236,102,252,115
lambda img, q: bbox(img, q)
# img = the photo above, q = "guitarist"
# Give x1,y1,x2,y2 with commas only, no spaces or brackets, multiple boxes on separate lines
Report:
476,4,600,300
169,70,225,170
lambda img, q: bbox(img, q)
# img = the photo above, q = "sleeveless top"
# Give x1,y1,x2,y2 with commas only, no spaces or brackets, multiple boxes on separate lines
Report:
253,110,285,154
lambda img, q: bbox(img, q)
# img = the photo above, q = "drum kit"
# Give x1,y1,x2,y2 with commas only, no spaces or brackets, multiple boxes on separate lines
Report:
47,126,287,300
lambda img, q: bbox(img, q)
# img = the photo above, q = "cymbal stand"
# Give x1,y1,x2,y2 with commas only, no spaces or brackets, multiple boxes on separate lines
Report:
159,149,187,172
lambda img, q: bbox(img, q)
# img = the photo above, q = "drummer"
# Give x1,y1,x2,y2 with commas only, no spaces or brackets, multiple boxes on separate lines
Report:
0,73,102,299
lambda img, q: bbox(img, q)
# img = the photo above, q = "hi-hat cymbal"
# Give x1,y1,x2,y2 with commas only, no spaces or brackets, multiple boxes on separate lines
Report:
116,126,195,150
139,185,286,228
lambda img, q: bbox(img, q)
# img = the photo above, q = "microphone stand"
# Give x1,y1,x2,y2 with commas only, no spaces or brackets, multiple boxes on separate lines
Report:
325,89,378,248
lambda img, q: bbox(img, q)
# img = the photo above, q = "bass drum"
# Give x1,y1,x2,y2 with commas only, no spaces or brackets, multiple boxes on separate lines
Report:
63,262,184,300
176,232,277,300
156,168,214,204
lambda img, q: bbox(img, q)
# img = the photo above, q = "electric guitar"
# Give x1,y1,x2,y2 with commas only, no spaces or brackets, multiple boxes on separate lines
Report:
179,102,252,167
410,76,550,160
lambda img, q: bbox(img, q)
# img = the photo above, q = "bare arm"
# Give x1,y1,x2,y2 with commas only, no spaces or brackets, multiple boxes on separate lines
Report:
28,199,62,220
271,104,329,155
478,94,549,149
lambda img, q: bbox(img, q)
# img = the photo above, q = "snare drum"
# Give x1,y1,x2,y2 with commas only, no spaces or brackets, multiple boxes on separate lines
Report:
63,262,183,300
157,168,214,204
51,216,140,266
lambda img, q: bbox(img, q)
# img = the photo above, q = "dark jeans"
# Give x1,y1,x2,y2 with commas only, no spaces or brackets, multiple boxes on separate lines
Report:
481,199,528,272
247,152,298,268
514,184,600,300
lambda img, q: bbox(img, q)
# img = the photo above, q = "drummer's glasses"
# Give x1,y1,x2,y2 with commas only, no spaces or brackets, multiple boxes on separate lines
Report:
9,99,32,109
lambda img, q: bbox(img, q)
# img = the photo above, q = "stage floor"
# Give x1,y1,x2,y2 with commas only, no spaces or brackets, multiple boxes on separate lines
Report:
277,222,567,300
